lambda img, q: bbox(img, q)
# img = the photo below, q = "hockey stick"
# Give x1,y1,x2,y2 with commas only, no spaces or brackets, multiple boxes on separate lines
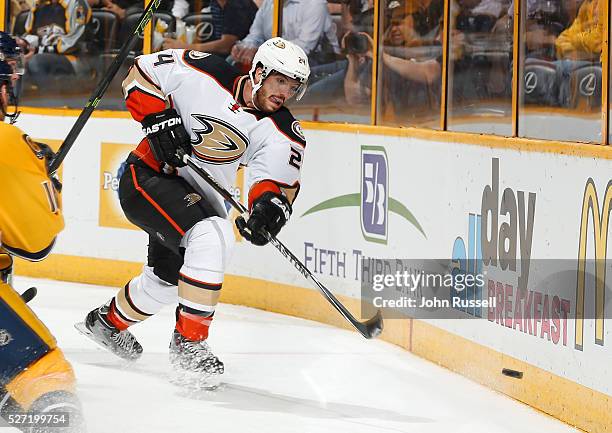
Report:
20,286,37,303
179,152,384,339
48,0,163,175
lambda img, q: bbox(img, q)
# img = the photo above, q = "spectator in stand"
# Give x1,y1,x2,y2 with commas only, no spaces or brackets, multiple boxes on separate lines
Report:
291,0,372,105
20,0,91,89
162,0,258,57
90,0,142,19
340,0,471,124
343,2,446,108
555,0,602,61
402,0,444,41
493,0,571,59
553,0,602,106
230,0,340,67
90,0,186,21
10,0,33,31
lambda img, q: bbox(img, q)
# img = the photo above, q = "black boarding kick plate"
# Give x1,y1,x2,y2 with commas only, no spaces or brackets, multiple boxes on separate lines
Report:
502,368,524,379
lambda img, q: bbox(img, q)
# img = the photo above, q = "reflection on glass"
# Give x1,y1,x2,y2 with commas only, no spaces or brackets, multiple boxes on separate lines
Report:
8,0,168,110
376,0,444,128
287,0,371,124
519,0,603,143
447,0,513,135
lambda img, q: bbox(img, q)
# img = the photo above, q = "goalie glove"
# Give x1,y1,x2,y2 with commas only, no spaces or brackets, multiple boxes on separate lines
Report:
141,108,191,168
236,192,292,246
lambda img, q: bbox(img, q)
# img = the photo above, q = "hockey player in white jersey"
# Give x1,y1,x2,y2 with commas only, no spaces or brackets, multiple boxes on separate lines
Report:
79,37,309,385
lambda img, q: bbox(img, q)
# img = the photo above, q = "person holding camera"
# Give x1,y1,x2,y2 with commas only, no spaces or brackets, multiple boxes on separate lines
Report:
296,0,373,106
162,0,257,58
230,0,339,67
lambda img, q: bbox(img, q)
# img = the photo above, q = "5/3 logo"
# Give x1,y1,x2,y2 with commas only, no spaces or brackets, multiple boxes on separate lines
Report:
361,146,388,243
301,145,425,245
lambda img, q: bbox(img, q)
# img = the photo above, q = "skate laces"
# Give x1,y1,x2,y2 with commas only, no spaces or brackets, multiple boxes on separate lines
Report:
184,339,213,358
112,330,135,350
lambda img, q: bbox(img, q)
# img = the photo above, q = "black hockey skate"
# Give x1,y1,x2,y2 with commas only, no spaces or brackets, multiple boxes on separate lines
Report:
168,330,224,389
75,304,143,361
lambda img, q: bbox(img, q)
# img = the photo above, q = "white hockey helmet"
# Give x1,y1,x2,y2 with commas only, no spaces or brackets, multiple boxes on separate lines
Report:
249,37,310,103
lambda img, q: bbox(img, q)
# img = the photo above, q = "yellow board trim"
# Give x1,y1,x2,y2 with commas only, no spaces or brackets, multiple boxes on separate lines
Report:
301,121,612,159
16,106,132,119
12,253,612,432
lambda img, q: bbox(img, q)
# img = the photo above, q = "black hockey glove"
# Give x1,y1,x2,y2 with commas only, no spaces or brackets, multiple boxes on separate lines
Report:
141,108,191,168
236,192,292,246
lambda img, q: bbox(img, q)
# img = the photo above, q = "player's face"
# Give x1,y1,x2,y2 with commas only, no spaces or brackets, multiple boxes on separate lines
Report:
256,73,302,113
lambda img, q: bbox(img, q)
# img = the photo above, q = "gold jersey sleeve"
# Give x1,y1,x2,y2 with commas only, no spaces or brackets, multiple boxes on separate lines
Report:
0,122,64,260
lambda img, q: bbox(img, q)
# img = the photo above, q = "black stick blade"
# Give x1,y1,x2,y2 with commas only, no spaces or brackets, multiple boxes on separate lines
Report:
20,286,38,303
357,309,384,339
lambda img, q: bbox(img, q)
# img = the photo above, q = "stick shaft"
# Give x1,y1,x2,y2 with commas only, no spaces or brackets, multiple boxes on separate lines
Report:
182,153,383,338
48,0,162,174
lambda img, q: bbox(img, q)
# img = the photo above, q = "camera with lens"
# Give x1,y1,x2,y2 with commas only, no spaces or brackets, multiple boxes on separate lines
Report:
344,32,370,55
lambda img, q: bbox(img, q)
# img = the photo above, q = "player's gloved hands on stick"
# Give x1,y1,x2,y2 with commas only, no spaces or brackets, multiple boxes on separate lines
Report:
236,192,292,246
141,108,191,168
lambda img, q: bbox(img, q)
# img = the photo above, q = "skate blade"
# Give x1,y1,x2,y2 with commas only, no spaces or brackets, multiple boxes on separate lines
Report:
169,367,223,391
74,322,140,362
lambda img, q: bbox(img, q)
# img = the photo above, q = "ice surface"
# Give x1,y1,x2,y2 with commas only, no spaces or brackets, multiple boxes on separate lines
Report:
12,276,578,433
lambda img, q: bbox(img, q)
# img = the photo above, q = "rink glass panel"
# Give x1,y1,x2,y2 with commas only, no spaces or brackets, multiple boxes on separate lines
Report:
518,0,604,143
284,0,373,124
445,0,513,135
8,2,149,110
375,0,444,129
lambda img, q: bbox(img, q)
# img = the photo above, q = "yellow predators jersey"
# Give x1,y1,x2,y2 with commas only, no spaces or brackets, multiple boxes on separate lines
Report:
0,122,64,260
0,281,76,411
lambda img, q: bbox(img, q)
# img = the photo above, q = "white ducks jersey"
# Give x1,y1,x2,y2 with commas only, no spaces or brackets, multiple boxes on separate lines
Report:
122,49,306,217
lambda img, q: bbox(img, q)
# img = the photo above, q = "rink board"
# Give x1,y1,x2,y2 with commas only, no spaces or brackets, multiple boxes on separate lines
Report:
12,112,612,432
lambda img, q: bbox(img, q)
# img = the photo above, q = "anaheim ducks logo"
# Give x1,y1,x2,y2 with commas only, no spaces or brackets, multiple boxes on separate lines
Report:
190,114,249,164
184,193,201,207
272,40,286,49
189,50,211,60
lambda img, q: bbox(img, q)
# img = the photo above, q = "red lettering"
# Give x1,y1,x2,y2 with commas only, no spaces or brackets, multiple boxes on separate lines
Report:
560,299,570,346
504,284,513,328
513,286,524,332
488,280,496,322
533,292,542,337
525,290,533,335
551,295,560,344
540,294,551,341
496,282,504,325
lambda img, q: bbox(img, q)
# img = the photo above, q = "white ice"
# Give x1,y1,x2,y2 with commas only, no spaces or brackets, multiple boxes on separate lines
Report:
12,276,578,433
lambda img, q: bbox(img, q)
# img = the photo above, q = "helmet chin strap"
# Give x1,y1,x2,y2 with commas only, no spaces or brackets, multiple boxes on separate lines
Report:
248,69,265,111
